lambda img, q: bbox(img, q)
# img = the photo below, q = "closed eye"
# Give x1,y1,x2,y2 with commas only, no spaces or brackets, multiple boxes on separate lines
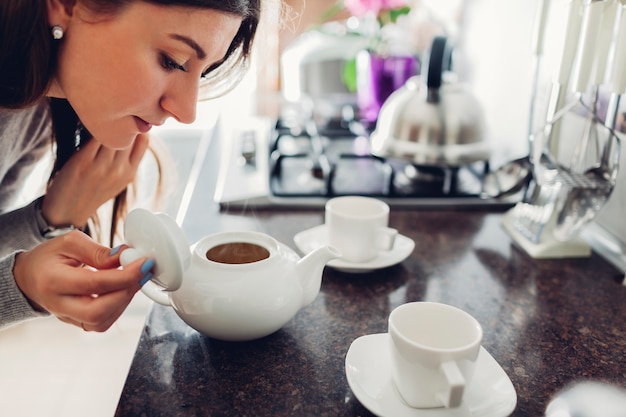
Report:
160,53,187,73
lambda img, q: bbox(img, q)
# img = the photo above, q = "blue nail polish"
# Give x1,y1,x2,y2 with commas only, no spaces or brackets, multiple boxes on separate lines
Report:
139,272,153,287
140,258,155,275
110,245,123,256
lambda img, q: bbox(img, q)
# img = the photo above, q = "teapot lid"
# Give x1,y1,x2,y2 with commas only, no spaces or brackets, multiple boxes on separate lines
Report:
123,208,190,291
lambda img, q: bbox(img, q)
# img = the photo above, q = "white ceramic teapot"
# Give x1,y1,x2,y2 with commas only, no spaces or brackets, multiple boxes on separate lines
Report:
119,208,341,341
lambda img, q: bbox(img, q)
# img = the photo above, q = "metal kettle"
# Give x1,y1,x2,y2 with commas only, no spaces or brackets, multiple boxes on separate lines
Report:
370,36,490,167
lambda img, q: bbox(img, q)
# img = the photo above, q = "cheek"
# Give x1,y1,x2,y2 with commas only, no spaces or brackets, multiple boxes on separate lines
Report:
62,32,160,104
107,57,168,111
108,69,153,103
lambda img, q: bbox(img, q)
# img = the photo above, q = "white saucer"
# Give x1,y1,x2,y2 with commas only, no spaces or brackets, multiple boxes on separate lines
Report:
294,225,415,273
345,334,517,417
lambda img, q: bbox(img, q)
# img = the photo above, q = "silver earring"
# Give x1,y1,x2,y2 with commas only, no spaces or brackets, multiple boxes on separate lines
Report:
51,25,64,40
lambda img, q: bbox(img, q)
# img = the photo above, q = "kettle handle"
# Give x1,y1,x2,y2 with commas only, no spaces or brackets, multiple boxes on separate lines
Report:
426,36,448,96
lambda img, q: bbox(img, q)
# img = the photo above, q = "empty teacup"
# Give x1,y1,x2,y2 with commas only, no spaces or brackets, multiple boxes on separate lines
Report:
325,196,397,263
388,302,483,408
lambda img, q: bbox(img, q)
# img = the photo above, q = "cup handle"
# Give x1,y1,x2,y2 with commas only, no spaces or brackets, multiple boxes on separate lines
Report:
376,227,398,251
120,248,172,307
437,361,465,408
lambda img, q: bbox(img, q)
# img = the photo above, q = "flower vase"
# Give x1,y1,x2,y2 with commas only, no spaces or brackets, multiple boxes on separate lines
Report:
356,50,419,124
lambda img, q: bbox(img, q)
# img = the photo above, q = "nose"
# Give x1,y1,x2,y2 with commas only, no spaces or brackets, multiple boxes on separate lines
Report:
160,82,199,124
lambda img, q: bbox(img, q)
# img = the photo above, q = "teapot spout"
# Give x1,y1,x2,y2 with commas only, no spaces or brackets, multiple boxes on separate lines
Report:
296,245,342,306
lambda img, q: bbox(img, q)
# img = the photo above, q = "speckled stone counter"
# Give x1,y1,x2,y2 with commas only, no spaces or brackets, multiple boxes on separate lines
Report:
114,209,626,417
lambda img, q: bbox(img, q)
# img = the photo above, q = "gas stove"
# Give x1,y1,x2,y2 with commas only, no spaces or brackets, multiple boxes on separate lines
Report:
214,115,517,209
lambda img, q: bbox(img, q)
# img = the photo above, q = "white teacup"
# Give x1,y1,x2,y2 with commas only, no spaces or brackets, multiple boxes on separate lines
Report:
325,196,397,263
388,302,483,409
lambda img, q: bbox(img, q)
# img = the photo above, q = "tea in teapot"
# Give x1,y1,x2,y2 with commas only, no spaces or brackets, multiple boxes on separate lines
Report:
205,242,270,264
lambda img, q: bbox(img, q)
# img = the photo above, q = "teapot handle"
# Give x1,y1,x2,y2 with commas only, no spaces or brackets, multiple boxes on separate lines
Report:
140,281,172,306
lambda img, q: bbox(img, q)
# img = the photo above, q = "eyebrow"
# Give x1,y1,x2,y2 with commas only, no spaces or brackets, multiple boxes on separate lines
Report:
169,34,206,60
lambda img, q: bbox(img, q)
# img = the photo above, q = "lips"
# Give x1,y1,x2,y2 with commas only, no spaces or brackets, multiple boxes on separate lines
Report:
134,116,153,133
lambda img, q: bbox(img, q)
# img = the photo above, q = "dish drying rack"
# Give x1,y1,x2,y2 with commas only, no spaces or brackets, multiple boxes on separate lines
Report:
502,0,626,258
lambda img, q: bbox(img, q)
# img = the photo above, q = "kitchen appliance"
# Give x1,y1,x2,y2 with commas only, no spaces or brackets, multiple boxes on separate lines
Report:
217,29,516,209
370,36,490,167
280,22,369,121
213,104,517,208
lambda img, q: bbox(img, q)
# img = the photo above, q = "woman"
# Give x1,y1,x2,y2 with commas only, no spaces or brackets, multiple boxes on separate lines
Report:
0,0,260,331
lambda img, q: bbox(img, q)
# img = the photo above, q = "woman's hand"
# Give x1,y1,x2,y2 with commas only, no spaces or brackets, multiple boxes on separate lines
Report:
13,230,154,332
41,134,150,228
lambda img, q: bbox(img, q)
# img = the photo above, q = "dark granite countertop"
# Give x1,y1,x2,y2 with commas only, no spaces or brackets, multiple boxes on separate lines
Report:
114,208,626,417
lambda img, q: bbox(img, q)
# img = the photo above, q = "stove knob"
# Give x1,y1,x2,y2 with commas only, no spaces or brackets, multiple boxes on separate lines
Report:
239,131,257,166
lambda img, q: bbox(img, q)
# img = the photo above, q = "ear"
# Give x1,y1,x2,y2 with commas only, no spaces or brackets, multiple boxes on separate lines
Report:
46,0,75,28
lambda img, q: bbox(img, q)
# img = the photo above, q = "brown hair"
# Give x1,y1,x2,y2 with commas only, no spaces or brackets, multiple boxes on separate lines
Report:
0,0,261,245
0,0,260,107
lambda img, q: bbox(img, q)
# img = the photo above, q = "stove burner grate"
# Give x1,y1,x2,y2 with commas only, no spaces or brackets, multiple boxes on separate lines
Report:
268,119,490,200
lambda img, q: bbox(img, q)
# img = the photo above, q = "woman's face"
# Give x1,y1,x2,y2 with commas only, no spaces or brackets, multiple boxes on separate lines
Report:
49,1,242,149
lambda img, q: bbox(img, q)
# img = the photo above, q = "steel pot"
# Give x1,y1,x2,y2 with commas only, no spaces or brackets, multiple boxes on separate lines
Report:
370,36,490,167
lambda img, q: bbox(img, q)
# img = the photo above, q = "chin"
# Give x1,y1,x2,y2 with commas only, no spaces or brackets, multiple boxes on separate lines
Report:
98,133,138,150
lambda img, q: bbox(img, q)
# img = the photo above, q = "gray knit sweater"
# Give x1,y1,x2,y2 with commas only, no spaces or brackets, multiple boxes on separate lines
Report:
0,101,54,329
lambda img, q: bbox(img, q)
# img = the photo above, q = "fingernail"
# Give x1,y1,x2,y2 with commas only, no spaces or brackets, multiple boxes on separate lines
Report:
140,258,155,275
110,245,123,256
139,272,153,287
